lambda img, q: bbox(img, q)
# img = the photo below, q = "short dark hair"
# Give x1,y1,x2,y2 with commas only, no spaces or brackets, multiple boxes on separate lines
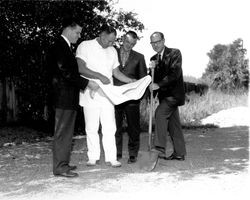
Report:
99,24,117,36
126,31,139,40
152,31,165,40
62,15,81,29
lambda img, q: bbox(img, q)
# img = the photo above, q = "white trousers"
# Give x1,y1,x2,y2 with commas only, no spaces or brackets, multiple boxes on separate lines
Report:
83,106,117,162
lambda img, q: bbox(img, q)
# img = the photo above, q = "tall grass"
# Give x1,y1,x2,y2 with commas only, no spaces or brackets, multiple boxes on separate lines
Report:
140,89,248,129
179,89,248,126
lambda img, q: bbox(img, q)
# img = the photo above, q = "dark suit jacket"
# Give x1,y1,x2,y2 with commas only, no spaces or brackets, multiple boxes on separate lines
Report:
113,48,148,104
113,48,147,86
46,36,89,110
151,46,185,106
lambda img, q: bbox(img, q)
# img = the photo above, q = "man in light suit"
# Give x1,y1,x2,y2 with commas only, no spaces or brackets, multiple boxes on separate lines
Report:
47,16,98,178
76,25,134,168
150,31,186,161
114,31,147,164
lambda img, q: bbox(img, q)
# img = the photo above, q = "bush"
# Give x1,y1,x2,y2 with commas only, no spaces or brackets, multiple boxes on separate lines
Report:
179,89,248,126
202,39,249,92
140,89,248,129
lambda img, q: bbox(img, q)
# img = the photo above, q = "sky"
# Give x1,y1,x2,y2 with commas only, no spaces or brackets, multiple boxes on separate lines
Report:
113,0,250,78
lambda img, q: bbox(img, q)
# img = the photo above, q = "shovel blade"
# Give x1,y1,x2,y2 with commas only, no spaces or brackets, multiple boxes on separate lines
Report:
138,151,159,171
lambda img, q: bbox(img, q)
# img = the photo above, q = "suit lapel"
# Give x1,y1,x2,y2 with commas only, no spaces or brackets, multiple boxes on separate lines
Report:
127,50,136,66
118,48,136,68
162,46,171,63
156,47,170,71
59,36,73,54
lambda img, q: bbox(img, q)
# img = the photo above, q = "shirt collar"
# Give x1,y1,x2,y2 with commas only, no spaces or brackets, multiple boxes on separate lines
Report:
61,35,71,47
121,46,131,55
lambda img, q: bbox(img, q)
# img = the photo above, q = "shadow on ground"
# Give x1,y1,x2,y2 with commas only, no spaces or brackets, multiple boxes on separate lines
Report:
0,126,249,199
155,126,249,179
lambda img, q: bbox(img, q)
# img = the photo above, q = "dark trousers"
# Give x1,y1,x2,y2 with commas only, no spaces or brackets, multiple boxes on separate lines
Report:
115,102,140,157
53,108,77,174
154,99,186,156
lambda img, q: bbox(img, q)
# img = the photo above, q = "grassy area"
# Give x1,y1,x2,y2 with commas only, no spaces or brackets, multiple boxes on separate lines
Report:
0,126,50,147
180,89,248,126
140,89,248,129
0,89,248,146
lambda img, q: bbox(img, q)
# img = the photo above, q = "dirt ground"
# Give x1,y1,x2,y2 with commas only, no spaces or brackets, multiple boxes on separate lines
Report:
0,125,249,200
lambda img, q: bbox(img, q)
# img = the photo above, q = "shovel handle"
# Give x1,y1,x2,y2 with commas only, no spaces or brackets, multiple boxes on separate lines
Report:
148,65,155,150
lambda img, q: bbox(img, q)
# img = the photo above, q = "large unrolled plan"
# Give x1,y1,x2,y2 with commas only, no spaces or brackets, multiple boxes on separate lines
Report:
88,75,151,105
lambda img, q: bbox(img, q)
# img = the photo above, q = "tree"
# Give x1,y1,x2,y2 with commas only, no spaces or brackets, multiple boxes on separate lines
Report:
202,38,249,92
0,0,144,123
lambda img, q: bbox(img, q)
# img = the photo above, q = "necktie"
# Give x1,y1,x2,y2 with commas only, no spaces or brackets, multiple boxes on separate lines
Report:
156,54,161,69
158,53,161,63
120,49,129,68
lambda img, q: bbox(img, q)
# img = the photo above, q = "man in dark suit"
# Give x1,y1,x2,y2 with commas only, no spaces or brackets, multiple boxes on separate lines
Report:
47,16,99,178
113,31,147,164
150,31,186,161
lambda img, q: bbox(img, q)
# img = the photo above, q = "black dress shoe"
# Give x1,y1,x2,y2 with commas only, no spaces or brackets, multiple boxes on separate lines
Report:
158,154,167,159
152,147,166,158
54,170,79,178
165,154,185,161
68,165,77,171
155,146,165,154
128,156,137,164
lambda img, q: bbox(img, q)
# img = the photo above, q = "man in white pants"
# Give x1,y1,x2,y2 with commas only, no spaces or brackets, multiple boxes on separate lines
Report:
76,25,134,167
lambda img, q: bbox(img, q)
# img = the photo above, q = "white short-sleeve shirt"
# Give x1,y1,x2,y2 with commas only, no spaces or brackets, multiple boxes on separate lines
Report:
76,39,119,107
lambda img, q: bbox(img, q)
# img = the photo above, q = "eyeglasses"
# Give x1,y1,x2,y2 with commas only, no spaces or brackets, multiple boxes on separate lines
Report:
150,39,162,45
124,39,137,47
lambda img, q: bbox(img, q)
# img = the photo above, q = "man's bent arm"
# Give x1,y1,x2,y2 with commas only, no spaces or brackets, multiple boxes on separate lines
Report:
77,58,110,84
113,67,134,83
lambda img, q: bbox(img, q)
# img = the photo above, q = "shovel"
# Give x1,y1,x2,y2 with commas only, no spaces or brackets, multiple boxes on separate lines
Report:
138,62,159,171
